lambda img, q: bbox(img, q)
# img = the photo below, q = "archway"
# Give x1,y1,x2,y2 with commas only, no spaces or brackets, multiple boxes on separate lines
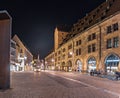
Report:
76,59,82,72
61,62,65,71
105,54,119,73
87,57,96,72
67,60,72,72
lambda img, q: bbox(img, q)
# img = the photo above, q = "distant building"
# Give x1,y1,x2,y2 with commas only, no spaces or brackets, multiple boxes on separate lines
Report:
10,40,17,71
12,35,33,71
45,51,55,70
45,0,120,74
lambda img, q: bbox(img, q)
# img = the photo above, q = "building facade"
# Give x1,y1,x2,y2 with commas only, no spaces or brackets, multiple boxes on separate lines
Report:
10,40,17,71
12,35,33,71
45,51,55,70
45,0,120,74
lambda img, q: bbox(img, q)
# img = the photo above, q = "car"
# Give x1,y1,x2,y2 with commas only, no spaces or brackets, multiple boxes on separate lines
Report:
34,66,41,72
90,69,101,76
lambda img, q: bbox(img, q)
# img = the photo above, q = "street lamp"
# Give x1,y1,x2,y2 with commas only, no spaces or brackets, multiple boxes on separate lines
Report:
51,58,55,62
45,61,48,70
51,58,55,70
24,56,27,60
69,51,74,72
69,51,73,55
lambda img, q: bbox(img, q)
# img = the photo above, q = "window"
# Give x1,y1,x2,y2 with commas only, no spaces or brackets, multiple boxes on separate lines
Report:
107,39,112,49
68,44,72,50
107,26,112,34
79,48,81,55
88,35,92,41
92,33,96,40
55,53,57,56
55,58,57,62
76,41,78,46
79,40,81,45
76,48,81,56
11,51,16,56
76,49,78,56
88,33,96,41
58,57,60,60
93,14,96,18
113,37,119,48
88,45,91,53
77,28,80,31
62,54,65,59
92,44,96,52
63,48,66,52
76,40,81,46
11,42,16,49
58,51,61,54
107,23,119,34
113,23,118,31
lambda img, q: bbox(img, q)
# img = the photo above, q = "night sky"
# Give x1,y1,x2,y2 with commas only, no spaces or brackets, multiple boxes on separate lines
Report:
0,0,105,59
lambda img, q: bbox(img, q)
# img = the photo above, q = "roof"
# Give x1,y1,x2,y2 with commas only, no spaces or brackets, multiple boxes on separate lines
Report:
71,0,120,35
61,0,120,44
56,24,72,32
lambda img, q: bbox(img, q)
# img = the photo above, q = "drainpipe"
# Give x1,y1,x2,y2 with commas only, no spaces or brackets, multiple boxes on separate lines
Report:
98,25,103,73
99,25,102,62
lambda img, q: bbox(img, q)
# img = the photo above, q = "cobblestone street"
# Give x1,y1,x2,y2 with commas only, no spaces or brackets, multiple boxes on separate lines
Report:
0,71,120,98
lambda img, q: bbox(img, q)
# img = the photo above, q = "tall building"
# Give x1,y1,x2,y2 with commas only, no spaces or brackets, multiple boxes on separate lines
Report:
12,35,33,71
54,25,71,50
45,0,120,74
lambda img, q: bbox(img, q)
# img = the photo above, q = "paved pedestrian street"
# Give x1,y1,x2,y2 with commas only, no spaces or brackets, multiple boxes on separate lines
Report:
0,71,120,98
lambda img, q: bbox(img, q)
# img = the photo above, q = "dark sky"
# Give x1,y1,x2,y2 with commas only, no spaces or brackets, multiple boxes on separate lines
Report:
0,0,105,59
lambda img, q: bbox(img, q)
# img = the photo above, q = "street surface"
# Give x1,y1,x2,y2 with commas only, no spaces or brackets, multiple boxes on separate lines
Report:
0,71,120,98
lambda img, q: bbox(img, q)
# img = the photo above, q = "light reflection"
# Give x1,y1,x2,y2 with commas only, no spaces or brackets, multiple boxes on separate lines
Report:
33,72,41,81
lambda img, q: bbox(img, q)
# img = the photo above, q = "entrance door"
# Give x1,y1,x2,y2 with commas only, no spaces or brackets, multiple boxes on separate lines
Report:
87,57,96,72
76,60,82,72
105,54,119,73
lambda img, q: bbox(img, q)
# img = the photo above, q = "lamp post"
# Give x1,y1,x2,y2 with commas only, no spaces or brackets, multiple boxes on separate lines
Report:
45,61,48,70
51,58,55,70
69,51,74,72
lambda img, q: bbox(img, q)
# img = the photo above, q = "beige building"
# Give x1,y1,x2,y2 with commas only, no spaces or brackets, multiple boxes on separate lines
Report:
45,51,55,70
12,35,33,71
45,0,120,74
